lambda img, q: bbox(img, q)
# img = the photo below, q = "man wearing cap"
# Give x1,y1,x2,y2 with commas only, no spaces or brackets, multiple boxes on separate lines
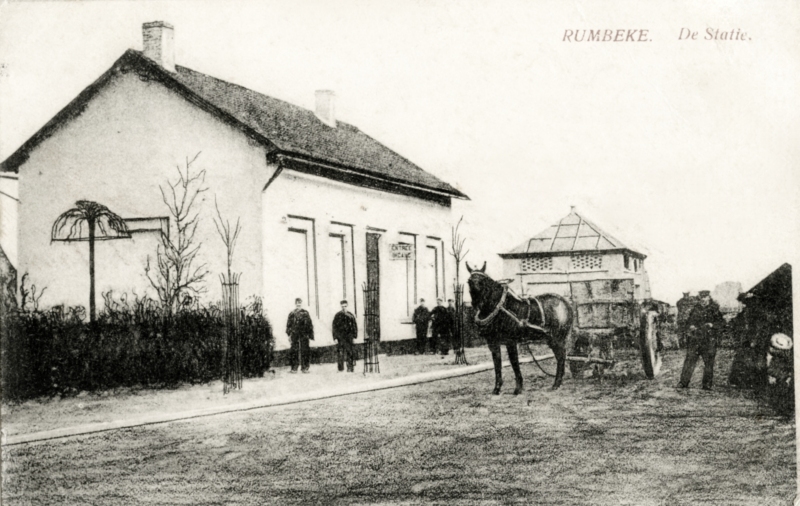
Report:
332,300,358,372
678,290,726,390
286,298,314,373
412,299,430,355
431,298,453,355
447,299,460,352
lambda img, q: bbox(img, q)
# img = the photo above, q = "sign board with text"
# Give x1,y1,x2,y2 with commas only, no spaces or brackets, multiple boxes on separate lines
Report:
390,243,414,260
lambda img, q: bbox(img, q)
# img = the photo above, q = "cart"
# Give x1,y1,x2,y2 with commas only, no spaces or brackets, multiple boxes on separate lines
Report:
521,309,662,380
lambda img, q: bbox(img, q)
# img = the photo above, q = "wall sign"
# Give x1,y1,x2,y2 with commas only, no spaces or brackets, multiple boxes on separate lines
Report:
390,243,414,260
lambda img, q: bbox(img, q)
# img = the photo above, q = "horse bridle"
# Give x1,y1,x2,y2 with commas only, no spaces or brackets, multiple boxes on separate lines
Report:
469,272,545,332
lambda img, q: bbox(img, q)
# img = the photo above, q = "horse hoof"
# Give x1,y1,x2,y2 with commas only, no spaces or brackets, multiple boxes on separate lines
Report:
513,388,522,395
492,389,501,395
551,383,561,390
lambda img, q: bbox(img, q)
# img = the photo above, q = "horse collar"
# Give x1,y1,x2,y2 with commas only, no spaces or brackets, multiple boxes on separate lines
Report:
474,285,508,327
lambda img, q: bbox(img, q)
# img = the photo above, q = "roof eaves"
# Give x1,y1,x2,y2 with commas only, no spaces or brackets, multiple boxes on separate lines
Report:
275,150,467,200
269,152,464,204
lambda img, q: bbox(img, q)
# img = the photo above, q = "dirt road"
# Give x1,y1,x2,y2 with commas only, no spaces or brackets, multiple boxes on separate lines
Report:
2,349,795,505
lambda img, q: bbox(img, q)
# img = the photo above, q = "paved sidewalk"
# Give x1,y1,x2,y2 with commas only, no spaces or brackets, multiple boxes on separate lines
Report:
2,346,555,446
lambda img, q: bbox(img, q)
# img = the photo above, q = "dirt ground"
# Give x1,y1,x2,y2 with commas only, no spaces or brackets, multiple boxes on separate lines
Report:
2,348,795,505
1,347,497,436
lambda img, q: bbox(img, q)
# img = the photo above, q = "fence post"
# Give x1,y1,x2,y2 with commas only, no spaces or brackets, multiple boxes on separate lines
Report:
362,282,380,373
453,283,468,365
222,273,242,393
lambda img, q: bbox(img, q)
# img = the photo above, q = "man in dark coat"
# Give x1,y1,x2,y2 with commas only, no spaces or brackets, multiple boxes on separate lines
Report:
678,290,726,390
431,298,453,355
447,299,460,352
287,297,314,373
412,299,430,355
676,292,698,349
333,300,358,372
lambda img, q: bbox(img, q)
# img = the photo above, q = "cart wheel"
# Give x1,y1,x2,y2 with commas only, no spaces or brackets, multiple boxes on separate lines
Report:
640,312,662,379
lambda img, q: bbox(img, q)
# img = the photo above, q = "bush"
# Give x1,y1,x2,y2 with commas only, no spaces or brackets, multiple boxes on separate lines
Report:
3,294,274,401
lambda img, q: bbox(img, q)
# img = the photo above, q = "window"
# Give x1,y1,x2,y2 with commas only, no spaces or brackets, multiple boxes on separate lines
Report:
124,217,169,237
285,215,318,316
521,257,553,272
427,245,439,299
329,234,346,301
287,228,312,307
329,222,356,316
571,253,602,270
623,254,630,270
418,237,446,307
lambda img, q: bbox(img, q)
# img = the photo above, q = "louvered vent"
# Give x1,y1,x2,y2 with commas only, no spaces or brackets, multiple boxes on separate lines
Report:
521,257,553,272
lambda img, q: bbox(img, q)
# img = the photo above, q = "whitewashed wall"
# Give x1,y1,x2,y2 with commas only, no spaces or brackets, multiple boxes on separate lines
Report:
16,70,271,309
502,251,652,300
262,170,457,350
0,174,18,268
14,66,461,349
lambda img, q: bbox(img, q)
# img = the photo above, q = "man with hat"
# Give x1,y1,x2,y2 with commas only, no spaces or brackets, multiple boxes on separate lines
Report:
412,299,430,355
447,299,460,352
430,297,453,355
678,290,726,390
286,298,314,373
332,300,358,372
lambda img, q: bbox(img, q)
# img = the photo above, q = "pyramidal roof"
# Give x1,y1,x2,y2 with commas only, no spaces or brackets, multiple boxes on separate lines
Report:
502,207,645,257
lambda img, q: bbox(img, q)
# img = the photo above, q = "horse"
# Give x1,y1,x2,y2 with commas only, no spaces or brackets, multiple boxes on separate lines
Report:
466,261,574,394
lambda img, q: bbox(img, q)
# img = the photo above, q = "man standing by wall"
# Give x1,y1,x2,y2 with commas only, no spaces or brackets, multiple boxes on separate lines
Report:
287,298,314,373
431,298,453,356
447,299,459,352
678,290,725,390
333,300,358,372
412,299,430,355
676,292,697,349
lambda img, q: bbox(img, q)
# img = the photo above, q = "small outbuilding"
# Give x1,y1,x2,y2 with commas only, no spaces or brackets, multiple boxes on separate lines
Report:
729,263,793,391
499,207,652,337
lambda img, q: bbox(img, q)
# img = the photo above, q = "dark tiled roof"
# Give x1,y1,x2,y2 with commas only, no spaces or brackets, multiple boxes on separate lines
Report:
1,50,467,200
502,208,644,257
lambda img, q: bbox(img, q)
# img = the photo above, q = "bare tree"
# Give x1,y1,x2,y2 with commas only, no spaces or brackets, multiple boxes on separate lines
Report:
450,216,469,286
213,196,244,393
449,216,469,364
213,195,242,284
51,200,131,321
146,153,209,313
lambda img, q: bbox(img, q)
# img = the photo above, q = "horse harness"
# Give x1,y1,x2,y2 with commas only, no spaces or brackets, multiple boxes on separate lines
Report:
471,273,547,333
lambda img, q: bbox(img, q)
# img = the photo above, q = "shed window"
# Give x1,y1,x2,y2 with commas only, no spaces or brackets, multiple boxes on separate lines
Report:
571,254,602,271
522,257,553,272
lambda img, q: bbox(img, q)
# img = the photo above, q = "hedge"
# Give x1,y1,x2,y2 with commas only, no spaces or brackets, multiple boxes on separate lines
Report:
2,296,274,401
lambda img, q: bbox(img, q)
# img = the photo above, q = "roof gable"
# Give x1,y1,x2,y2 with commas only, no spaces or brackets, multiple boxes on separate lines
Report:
503,208,644,257
1,50,467,201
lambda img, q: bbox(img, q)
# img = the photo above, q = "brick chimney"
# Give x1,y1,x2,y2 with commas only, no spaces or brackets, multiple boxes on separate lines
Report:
142,21,175,72
315,90,336,128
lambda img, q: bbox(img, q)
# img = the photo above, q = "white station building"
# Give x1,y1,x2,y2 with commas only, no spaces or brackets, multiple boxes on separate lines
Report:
0,22,468,354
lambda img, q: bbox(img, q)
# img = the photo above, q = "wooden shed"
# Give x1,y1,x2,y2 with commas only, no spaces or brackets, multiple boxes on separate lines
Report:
499,207,652,337
729,263,793,389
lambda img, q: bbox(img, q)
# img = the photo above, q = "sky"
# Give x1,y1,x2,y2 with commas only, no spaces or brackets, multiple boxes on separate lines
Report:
1,0,798,304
